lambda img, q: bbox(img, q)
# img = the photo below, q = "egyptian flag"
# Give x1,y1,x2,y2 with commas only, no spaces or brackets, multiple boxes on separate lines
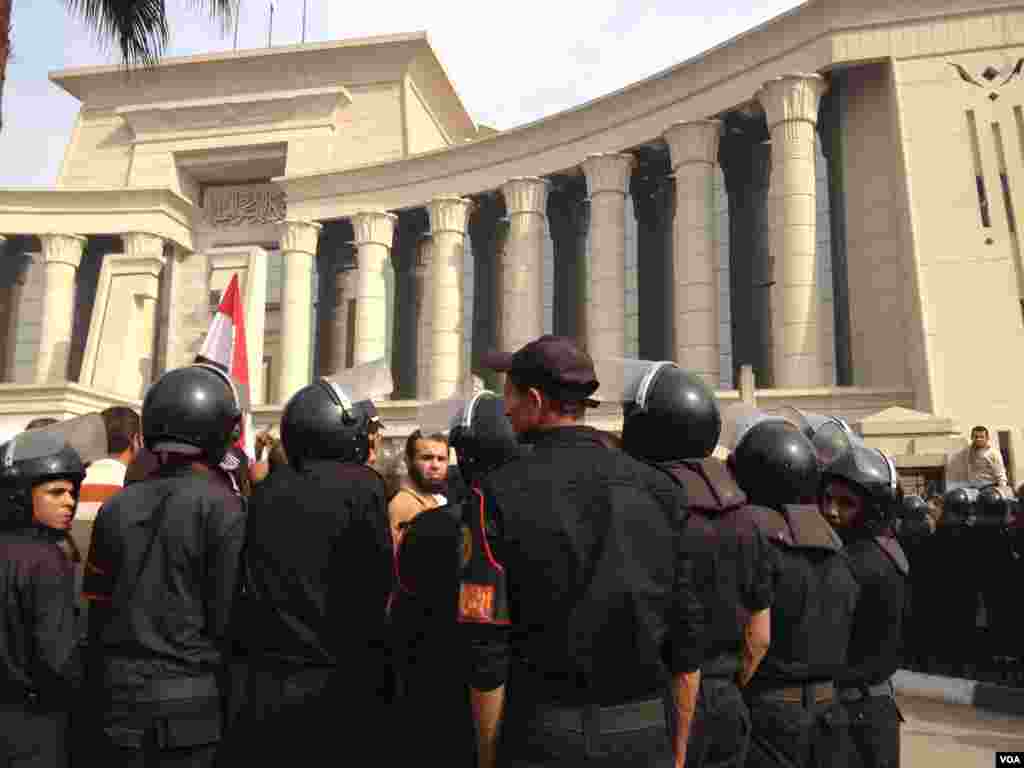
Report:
197,275,255,461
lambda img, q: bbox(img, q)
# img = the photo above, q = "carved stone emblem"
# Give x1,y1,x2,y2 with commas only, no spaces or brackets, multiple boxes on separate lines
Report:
949,59,1024,101
204,184,286,227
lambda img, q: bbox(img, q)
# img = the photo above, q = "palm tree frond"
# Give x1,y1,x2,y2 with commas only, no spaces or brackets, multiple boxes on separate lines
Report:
64,0,236,68
64,0,169,66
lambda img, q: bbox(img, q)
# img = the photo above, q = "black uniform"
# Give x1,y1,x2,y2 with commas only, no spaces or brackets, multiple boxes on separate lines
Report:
83,464,245,767
390,499,477,767
466,426,705,767
741,504,859,768
0,525,81,768
835,535,907,768
659,459,777,768
216,460,393,763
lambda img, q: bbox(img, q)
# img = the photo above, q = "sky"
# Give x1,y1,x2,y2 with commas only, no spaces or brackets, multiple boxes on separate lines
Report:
0,0,805,187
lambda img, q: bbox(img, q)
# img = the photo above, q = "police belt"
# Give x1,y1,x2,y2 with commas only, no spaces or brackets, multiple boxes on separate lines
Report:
531,696,669,739
748,681,834,706
107,675,219,704
837,679,894,703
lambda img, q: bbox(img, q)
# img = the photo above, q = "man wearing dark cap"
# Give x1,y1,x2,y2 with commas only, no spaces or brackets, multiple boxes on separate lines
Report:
463,335,705,768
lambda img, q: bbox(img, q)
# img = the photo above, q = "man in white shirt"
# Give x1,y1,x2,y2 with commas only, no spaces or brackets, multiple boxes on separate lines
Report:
947,425,1009,488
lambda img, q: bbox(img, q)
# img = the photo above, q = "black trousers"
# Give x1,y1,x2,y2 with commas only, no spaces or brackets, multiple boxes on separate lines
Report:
90,697,222,768
745,698,853,768
845,695,902,768
0,708,67,768
687,678,751,768
498,693,674,767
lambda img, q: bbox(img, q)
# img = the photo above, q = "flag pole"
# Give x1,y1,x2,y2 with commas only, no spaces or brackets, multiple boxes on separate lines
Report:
302,0,308,43
233,0,241,50
267,1,274,48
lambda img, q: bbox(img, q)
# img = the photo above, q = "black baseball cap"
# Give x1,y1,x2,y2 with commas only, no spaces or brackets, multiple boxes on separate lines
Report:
481,335,600,406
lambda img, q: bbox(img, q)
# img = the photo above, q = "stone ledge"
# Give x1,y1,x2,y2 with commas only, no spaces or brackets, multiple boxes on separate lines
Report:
894,670,1024,717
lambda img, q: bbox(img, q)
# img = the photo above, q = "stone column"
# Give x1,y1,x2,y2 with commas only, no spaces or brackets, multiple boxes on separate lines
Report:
427,195,471,400
499,178,548,354
123,233,167,392
758,73,828,388
35,233,87,383
351,211,397,367
664,121,722,387
581,154,632,359
415,236,433,399
278,220,321,402
720,115,773,386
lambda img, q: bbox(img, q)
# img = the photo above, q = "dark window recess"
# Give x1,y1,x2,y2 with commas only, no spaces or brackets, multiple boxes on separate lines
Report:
209,290,222,311
1000,173,1018,234
998,430,1014,488
977,176,993,227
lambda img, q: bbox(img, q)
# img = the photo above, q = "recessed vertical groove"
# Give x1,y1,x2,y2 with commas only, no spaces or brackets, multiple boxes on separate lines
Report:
967,110,992,228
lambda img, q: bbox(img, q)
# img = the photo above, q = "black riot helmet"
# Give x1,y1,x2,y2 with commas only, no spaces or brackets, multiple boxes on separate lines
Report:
617,361,721,462
896,494,932,539
977,485,1016,525
142,364,241,465
814,421,902,529
449,393,520,486
724,405,820,508
0,424,94,527
942,485,978,527
281,380,374,468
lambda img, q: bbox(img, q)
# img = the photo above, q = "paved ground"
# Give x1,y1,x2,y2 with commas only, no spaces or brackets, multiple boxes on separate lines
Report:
900,694,1024,766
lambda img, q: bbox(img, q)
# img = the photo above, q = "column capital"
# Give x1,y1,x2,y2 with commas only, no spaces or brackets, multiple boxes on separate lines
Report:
40,233,87,269
428,195,472,235
757,73,827,131
122,232,166,272
581,153,634,197
352,211,398,248
501,177,550,216
664,120,723,171
279,219,323,255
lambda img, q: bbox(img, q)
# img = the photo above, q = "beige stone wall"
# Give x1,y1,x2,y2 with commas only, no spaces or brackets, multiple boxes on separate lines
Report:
329,83,405,170
844,62,915,392
405,77,449,156
57,110,133,188
892,47,1024,480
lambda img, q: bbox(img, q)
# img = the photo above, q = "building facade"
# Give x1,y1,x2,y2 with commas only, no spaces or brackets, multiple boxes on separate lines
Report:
1,1,1023,484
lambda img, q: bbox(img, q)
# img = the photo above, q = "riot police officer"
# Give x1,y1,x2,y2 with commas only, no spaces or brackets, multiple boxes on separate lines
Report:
390,390,522,767
464,336,705,768
620,361,775,768
83,364,246,767
0,418,104,768
724,406,859,768
816,424,907,768
217,365,394,763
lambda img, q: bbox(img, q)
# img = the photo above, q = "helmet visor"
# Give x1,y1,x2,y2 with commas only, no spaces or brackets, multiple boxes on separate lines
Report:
720,403,789,453
4,414,109,466
324,358,395,405
591,357,674,407
417,390,498,436
780,407,852,443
